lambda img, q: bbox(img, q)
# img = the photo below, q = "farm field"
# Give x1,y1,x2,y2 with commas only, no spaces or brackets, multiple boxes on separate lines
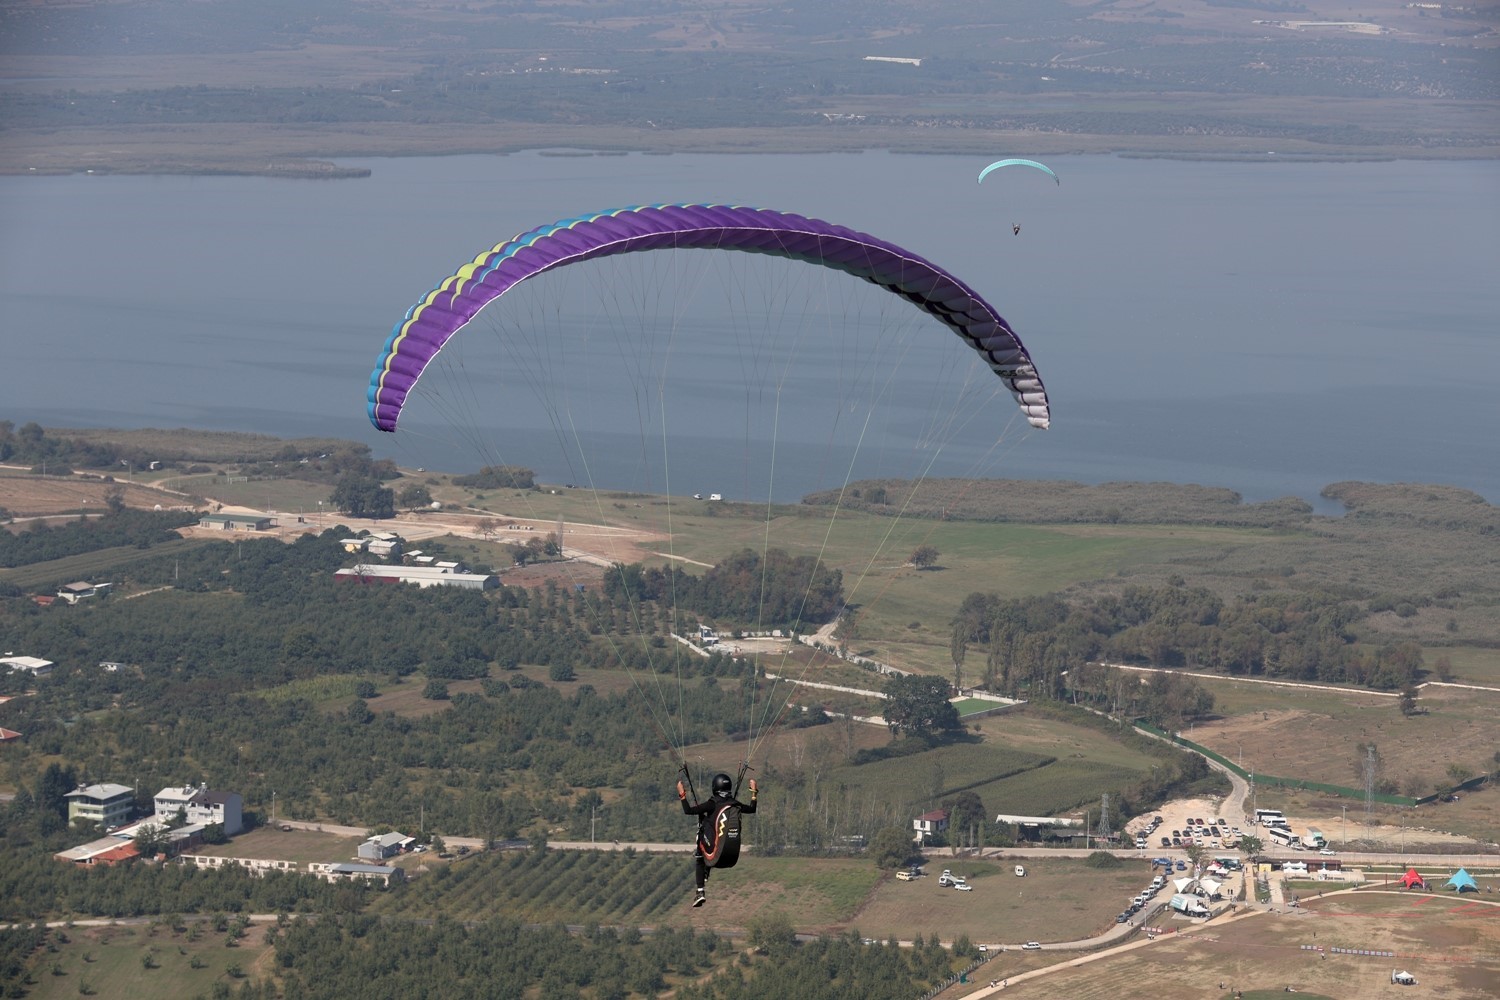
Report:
187,826,366,867
0,535,212,590
445,485,1291,664
1425,646,1500,686
173,473,335,516
827,742,1053,802
680,716,893,778
370,848,1156,943
359,674,488,718
1187,678,1500,802
23,920,276,1000
963,890,1500,999
850,856,1154,946
0,469,186,518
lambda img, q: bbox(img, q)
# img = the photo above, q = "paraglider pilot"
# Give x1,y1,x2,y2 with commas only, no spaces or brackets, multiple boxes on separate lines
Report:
1012,224,1021,236
678,769,757,907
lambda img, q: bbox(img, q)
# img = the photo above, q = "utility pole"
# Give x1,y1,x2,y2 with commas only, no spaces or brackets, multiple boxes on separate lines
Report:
591,802,597,845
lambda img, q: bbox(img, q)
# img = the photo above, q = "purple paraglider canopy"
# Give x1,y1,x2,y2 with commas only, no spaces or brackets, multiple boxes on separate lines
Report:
368,203,1049,431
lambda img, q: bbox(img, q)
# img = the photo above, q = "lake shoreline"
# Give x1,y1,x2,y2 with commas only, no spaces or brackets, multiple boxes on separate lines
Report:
4,120,1497,179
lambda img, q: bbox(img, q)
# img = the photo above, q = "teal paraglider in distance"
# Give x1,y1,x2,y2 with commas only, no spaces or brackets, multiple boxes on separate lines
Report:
977,159,1060,185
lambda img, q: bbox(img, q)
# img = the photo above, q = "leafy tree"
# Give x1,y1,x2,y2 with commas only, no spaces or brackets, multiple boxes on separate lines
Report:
881,675,959,741
1398,686,1419,717
942,791,986,851
1084,850,1122,868
1237,834,1264,865
868,826,917,870
329,475,394,519
37,762,78,832
397,484,434,512
422,680,449,701
909,545,939,569
134,822,167,858
832,609,858,657
746,911,796,957
451,465,535,489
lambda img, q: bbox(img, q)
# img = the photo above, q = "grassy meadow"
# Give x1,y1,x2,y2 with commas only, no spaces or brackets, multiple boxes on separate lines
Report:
22,921,275,1000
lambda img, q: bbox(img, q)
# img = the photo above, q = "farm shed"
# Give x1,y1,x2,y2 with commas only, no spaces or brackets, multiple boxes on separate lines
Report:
199,513,271,531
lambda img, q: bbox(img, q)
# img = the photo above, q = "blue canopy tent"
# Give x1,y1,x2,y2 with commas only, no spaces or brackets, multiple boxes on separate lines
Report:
1445,868,1478,892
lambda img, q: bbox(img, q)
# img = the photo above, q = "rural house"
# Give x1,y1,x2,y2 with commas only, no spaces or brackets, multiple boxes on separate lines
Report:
913,808,950,845
64,783,135,829
198,513,272,531
153,783,245,835
57,581,111,604
1,655,55,677
358,831,415,860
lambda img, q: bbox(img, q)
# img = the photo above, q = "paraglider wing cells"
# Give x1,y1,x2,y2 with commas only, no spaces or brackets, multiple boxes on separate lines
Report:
977,159,1061,185
368,204,1050,433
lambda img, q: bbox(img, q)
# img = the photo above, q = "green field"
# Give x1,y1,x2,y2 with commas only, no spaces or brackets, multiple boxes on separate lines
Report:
445,484,1293,676
368,847,1156,943
22,921,271,1000
191,826,366,867
0,536,211,590
827,742,1054,805
181,474,341,516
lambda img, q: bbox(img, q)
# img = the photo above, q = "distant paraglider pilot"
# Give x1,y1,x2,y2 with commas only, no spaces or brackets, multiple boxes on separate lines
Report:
1012,224,1021,236
679,771,757,907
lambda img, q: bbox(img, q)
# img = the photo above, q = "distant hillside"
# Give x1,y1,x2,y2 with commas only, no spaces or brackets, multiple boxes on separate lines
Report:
2,0,1496,174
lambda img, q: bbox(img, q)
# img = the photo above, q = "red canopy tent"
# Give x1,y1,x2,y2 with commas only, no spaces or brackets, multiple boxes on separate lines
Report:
1399,868,1426,889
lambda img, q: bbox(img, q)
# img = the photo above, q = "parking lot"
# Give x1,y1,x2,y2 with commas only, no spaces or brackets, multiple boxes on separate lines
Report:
1123,795,1242,854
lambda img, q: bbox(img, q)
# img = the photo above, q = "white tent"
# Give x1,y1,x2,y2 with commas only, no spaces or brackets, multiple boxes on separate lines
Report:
1391,970,1416,986
1173,876,1195,893
1198,877,1223,898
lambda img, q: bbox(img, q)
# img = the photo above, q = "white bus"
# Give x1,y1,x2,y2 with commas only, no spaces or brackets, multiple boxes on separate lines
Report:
1254,809,1287,827
1267,826,1297,847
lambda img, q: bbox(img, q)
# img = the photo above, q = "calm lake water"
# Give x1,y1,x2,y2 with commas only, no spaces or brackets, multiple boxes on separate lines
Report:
2,152,1497,505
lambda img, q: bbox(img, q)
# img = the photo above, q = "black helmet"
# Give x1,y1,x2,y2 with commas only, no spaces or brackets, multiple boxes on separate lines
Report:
711,773,733,797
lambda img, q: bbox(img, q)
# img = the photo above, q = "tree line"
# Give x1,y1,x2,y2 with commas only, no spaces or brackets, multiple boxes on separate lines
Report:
950,583,1427,712
602,547,844,631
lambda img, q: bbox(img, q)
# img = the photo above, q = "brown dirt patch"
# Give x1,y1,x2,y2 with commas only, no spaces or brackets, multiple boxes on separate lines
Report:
986,890,1500,998
496,558,606,591
1193,693,1500,801
849,857,1153,946
365,677,487,718
0,471,189,519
